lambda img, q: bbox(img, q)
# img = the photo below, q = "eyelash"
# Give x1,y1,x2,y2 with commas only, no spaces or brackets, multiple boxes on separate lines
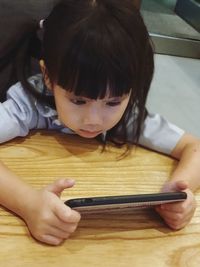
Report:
70,99,121,106
106,102,121,106
70,99,86,105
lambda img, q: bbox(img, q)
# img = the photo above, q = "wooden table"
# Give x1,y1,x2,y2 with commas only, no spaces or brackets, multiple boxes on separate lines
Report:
0,131,200,267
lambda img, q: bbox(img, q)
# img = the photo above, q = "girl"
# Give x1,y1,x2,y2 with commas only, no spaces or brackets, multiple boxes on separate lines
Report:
0,0,199,246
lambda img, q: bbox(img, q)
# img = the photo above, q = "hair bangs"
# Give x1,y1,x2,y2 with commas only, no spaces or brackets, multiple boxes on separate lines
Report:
53,9,134,100
56,44,133,100
57,57,132,100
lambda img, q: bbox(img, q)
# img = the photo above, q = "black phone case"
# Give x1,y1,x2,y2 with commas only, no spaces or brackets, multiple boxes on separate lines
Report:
65,192,187,213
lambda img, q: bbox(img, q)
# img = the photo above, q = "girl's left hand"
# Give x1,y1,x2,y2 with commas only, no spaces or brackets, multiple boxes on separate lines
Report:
155,180,196,230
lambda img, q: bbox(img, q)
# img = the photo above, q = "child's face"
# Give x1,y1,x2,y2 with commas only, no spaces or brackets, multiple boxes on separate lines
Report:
52,84,131,138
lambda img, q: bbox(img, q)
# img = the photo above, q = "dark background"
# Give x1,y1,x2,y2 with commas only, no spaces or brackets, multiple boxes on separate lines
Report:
0,0,141,94
0,0,60,95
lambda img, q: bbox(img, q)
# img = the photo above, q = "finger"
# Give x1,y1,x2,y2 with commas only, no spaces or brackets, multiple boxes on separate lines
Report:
52,217,79,233
164,218,189,230
157,206,194,225
39,234,63,246
46,226,71,239
55,223,78,235
45,178,75,196
54,202,81,223
157,209,183,222
174,180,189,191
60,223,78,234
161,180,188,192
159,202,186,213
160,198,195,213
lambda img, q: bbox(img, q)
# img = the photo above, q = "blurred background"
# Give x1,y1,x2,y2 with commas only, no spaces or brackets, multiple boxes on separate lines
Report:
141,0,200,58
137,0,200,137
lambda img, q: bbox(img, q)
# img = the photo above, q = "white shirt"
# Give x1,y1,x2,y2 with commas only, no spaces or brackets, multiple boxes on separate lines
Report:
0,74,184,154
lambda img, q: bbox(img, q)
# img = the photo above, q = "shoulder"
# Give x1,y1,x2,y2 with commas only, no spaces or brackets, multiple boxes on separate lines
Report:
139,112,185,154
6,80,34,109
0,74,46,143
6,74,48,113
7,73,43,99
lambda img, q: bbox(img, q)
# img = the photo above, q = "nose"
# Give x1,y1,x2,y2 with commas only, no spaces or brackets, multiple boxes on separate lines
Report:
83,103,103,126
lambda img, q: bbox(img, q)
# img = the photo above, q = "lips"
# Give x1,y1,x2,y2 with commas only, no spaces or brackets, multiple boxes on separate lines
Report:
80,129,101,134
79,129,102,137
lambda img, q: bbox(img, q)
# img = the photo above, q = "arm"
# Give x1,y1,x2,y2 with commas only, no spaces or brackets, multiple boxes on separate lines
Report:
0,161,80,245
170,133,200,191
156,133,200,229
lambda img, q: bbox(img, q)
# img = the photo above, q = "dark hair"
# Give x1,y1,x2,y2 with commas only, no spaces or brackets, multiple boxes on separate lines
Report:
1,0,154,147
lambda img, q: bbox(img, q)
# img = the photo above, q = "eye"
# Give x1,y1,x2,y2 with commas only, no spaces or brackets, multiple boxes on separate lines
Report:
106,101,121,107
70,99,86,105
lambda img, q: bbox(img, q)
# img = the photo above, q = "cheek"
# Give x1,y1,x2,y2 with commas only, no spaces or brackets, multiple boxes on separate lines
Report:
115,100,129,118
55,99,78,125
105,106,126,125
110,101,129,124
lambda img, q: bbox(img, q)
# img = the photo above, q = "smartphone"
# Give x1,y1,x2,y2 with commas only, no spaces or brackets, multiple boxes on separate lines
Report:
65,192,187,213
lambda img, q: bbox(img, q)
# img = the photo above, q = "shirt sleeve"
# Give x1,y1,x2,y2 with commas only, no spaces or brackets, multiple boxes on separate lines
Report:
0,82,46,143
138,112,185,155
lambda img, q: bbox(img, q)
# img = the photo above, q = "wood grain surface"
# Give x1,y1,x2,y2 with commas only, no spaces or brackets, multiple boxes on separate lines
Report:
0,131,200,267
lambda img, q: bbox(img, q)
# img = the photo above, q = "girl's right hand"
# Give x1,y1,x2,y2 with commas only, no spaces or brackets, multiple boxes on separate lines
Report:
21,178,81,245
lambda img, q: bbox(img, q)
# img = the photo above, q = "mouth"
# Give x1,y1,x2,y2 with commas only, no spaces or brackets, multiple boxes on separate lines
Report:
78,129,102,138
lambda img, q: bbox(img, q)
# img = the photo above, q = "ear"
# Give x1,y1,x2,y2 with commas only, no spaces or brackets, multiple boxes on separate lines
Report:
39,60,53,91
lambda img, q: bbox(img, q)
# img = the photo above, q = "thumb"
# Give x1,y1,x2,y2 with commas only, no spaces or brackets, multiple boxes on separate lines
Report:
54,201,81,223
174,180,189,191
45,178,75,197
161,180,188,192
